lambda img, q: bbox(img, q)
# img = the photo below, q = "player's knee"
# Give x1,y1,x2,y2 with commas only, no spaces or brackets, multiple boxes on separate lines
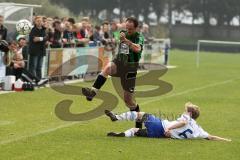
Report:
103,63,116,76
137,112,145,119
102,66,111,76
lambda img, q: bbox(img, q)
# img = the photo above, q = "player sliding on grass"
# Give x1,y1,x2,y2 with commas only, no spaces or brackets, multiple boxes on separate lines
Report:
105,102,231,141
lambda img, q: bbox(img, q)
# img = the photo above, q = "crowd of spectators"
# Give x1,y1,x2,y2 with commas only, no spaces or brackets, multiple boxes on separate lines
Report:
28,16,150,49
0,15,150,87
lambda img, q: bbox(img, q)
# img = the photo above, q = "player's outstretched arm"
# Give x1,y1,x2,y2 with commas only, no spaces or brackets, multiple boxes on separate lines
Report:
207,135,232,142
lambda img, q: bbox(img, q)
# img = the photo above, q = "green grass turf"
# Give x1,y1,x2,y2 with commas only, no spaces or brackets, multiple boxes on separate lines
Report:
0,50,240,160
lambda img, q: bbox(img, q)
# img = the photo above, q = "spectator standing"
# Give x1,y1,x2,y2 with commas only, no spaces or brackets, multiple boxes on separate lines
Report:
73,23,88,47
101,21,117,55
44,18,54,48
28,16,47,80
63,21,74,48
0,16,9,74
102,22,110,41
141,23,151,44
110,21,120,43
80,19,88,39
50,20,63,48
91,25,102,44
0,15,7,41
68,18,75,26
163,39,171,66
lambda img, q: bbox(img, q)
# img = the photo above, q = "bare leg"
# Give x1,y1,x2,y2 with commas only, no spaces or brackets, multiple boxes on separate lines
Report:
123,91,136,109
100,62,117,78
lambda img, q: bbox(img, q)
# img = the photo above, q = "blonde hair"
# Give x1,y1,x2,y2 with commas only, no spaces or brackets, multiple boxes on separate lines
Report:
34,16,43,22
82,17,89,22
73,23,82,29
185,102,200,120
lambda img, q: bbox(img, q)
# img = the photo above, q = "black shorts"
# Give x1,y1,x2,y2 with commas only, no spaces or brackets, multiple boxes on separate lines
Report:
111,57,138,93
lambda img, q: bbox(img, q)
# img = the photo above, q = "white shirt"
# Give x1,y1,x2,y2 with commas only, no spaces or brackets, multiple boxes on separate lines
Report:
162,114,209,139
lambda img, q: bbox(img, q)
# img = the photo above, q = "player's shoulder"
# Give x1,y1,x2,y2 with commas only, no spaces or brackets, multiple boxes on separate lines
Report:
178,113,191,121
136,32,144,38
136,32,145,43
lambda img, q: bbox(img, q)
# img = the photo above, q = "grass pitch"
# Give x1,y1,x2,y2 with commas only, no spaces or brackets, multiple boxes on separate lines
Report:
0,50,239,160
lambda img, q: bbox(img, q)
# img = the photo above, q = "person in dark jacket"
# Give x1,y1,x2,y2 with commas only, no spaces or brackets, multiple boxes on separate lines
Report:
92,25,102,43
28,16,47,79
0,15,7,41
50,20,62,48
62,21,74,48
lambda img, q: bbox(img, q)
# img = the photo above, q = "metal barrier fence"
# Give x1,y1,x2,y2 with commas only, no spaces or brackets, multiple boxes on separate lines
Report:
43,42,165,78
0,40,166,82
42,47,109,78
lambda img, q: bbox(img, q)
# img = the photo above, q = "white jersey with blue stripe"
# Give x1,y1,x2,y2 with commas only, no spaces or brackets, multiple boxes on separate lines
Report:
162,114,209,139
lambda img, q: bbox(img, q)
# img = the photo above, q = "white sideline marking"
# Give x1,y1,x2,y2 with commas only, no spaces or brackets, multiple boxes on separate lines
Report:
0,78,237,146
141,78,236,106
0,91,15,95
0,122,81,145
166,65,177,69
0,121,14,126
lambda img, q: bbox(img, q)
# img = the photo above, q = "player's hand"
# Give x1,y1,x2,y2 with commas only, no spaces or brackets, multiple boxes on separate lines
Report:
225,138,232,142
62,38,67,43
33,37,40,42
164,129,171,138
46,41,52,45
120,32,126,41
120,32,132,46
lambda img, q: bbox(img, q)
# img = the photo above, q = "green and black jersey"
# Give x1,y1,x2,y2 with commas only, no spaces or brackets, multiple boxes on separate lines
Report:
117,30,144,63
112,31,144,92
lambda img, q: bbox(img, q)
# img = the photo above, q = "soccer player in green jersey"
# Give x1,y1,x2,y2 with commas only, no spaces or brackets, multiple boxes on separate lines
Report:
82,17,144,128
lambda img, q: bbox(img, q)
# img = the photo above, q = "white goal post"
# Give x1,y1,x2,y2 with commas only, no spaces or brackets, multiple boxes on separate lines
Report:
196,40,240,68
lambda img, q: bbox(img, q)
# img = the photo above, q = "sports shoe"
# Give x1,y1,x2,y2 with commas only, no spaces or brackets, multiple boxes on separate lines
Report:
107,132,125,137
82,87,96,101
37,79,48,86
105,110,118,122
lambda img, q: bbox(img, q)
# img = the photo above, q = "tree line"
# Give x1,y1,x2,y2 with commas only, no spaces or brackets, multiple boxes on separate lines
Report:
1,0,240,26
51,0,240,26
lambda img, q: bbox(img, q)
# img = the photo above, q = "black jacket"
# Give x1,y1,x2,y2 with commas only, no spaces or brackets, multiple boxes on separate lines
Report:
63,30,74,48
50,30,62,48
0,25,7,40
29,26,47,56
